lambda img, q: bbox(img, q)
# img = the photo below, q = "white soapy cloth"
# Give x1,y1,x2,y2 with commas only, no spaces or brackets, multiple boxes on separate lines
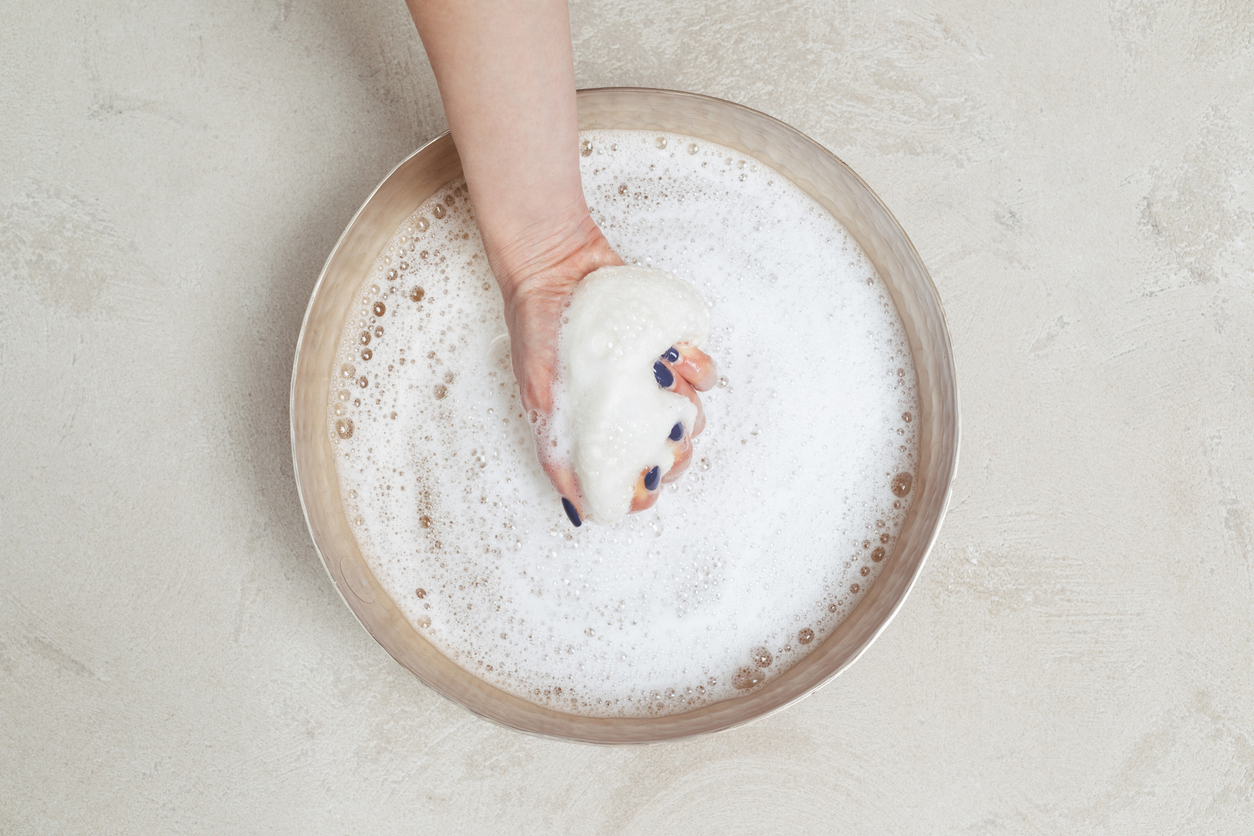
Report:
554,266,711,523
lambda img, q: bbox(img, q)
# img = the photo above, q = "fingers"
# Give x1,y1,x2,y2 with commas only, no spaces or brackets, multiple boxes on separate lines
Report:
670,372,706,437
654,349,707,436
629,343,704,509
629,465,663,513
661,423,693,484
672,343,718,392
648,345,704,493
539,455,585,527
627,421,693,512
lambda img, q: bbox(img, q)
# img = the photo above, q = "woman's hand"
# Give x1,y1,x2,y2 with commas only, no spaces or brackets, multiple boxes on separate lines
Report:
494,215,717,525
406,0,715,523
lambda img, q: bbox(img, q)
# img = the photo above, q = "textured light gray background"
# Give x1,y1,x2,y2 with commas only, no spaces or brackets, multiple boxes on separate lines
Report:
3,0,1252,832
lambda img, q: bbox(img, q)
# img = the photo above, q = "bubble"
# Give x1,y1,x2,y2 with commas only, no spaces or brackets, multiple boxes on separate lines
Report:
410,286,425,303
419,515,432,528
359,331,371,346
333,402,347,417
580,139,593,157
732,667,764,690
618,184,628,195
335,418,354,439
416,616,431,629
687,143,698,154
416,588,426,598
373,302,386,317
871,547,886,562
902,411,912,423
891,472,913,497
386,268,398,281
860,566,870,577
358,376,369,388
655,136,667,149
336,389,350,402
433,205,446,220
434,384,447,399
850,583,861,594
340,363,356,379
750,646,773,668
416,217,429,232
798,628,814,645
361,349,372,361
374,326,384,338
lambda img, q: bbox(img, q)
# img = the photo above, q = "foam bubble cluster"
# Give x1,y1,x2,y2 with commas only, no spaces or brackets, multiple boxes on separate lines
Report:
327,130,919,717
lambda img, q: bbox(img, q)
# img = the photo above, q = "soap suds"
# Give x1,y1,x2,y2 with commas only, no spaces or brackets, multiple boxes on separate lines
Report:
327,131,919,717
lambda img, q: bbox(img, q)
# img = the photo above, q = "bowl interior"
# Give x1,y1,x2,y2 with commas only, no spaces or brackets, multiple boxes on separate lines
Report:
291,88,959,743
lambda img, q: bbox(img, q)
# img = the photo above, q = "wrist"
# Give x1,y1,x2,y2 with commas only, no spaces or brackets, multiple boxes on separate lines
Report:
489,211,619,305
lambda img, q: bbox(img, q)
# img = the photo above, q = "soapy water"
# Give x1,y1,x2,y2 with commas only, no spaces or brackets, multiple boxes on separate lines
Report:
328,130,918,717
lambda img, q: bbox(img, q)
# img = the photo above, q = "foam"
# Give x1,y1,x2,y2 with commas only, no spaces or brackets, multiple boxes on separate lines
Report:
327,131,919,717
550,265,710,524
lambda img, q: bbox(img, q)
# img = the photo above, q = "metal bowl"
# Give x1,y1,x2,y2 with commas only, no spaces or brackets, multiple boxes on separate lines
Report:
291,88,959,743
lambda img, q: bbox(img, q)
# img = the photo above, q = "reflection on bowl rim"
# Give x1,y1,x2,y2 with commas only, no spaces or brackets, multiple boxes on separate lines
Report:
290,87,960,744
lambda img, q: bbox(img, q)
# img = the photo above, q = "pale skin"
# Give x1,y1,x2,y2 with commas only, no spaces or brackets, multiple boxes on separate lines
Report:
405,0,716,524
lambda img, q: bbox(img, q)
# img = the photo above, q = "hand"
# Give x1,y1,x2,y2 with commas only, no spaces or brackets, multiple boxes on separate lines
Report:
627,340,718,514
493,214,717,525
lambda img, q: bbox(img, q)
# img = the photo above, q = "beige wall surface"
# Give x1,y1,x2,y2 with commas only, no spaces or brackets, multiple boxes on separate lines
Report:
2,0,1252,832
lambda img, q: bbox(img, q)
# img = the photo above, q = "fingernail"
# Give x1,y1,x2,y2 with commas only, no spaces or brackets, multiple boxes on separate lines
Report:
663,346,680,363
653,361,674,388
561,497,582,527
669,422,683,441
644,466,661,491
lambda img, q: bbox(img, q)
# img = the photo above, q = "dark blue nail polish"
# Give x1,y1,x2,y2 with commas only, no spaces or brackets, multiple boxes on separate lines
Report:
663,346,680,363
562,497,582,527
653,361,674,388
669,422,683,441
644,466,661,491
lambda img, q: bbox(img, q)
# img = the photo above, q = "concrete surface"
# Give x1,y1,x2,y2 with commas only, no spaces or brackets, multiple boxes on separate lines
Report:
3,0,1252,832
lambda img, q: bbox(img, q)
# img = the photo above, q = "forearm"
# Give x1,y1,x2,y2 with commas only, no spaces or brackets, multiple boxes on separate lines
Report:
406,0,590,292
